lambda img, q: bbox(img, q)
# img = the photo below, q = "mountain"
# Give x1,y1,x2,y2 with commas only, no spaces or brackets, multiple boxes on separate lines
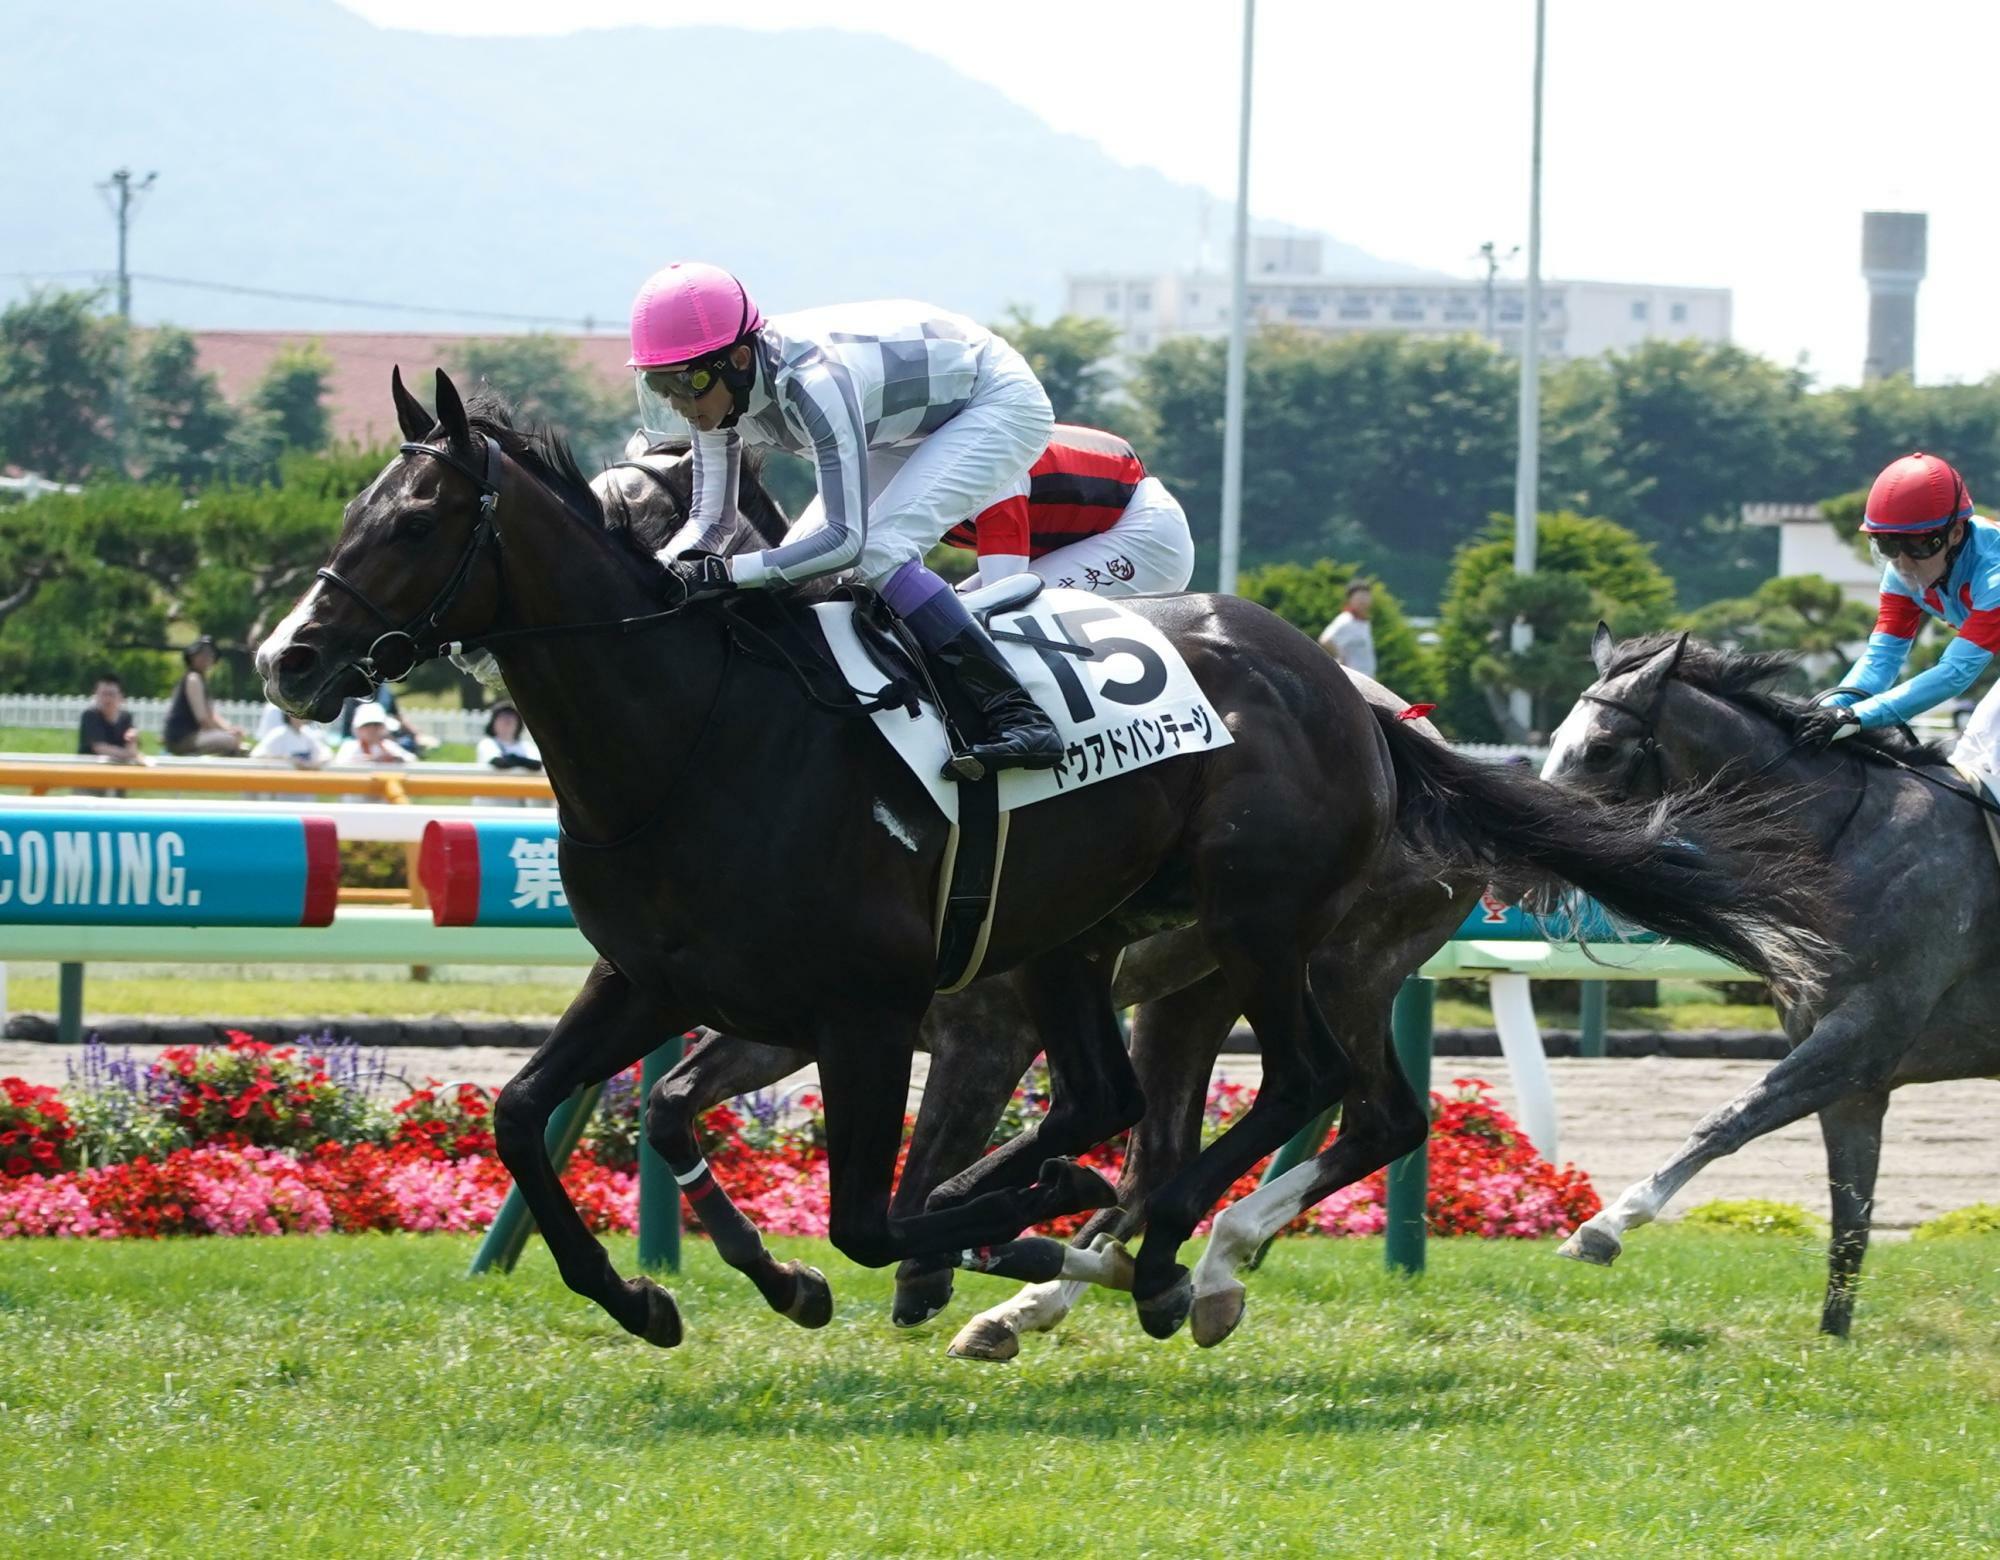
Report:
5,0,1424,333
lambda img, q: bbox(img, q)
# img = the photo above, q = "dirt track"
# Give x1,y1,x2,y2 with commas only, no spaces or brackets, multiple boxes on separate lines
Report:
8,1042,1993,1229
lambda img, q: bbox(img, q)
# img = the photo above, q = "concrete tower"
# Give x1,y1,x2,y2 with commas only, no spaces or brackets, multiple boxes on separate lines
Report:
1862,211,1927,382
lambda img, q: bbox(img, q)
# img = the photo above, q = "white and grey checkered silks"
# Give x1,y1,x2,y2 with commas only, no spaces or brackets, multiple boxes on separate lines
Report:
679,301,1053,588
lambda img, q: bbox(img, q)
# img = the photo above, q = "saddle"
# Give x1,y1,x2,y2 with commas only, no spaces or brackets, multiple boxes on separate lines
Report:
718,577,1048,992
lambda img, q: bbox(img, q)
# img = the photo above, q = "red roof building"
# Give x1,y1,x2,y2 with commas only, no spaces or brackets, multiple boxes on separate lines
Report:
190,331,633,448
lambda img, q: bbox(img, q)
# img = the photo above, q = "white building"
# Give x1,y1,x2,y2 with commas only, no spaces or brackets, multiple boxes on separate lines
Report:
1067,235,1731,362
1741,503,1879,605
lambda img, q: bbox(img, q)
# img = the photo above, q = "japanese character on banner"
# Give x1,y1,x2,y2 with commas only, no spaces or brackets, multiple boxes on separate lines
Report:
1108,727,1130,767
1190,706,1213,743
510,836,568,911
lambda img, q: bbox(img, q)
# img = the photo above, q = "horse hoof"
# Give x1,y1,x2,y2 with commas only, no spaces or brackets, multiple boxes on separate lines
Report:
782,1261,834,1329
1557,1222,1622,1267
1134,1267,1193,1340
1040,1157,1119,1217
946,1316,1021,1362
627,1276,684,1349
892,1266,956,1329
1190,1283,1247,1349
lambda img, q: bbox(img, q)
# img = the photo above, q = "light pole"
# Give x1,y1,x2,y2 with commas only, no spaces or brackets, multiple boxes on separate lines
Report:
1508,0,1546,737
1216,0,1256,595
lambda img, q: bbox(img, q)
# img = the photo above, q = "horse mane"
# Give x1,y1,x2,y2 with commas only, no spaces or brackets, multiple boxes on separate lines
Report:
599,436,790,553
462,390,606,532
1608,632,1949,765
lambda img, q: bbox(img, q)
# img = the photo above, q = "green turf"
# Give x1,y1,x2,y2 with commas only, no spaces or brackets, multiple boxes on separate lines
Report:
1,1231,1993,1556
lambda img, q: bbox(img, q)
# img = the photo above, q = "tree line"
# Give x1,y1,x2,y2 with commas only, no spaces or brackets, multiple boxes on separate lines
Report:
6,288,1984,732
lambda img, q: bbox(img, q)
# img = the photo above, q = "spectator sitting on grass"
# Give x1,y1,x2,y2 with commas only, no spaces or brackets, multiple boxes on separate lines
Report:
476,703,542,773
331,702,414,767
161,636,246,756
77,672,146,765
250,707,332,768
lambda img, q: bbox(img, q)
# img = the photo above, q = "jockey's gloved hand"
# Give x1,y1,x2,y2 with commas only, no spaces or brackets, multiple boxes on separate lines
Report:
662,553,735,606
1796,704,1861,751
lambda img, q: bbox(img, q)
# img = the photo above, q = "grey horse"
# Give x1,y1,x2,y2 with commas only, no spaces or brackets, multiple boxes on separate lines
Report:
1544,624,2000,1335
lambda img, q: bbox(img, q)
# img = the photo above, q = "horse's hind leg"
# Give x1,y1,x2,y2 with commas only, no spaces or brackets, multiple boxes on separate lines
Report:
1817,1088,1889,1338
643,1029,832,1329
948,969,1237,1361
1559,1001,1905,1267
918,944,1145,1217
492,961,692,1346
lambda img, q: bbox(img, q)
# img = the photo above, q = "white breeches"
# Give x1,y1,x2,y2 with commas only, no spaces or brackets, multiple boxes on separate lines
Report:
977,478,1196,596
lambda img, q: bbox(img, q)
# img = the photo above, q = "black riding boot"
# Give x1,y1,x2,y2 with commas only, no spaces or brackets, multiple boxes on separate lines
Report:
929,619,1065,779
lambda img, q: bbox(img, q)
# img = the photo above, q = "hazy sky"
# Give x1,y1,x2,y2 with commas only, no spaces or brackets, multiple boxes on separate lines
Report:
343,1,1994,387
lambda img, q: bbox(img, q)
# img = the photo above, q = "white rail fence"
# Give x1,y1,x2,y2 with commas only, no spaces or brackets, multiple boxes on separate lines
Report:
0,693,497,747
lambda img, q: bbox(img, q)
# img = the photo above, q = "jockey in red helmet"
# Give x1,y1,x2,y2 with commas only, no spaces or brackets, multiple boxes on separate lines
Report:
1802,452,2000,760
627,262,1061,778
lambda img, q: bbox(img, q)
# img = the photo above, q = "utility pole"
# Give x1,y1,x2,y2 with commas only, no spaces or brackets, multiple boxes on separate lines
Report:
1476,240,1519,344
1216,0,1255,595
99,168,157,323
1508,0,1547,738
98,168,156,470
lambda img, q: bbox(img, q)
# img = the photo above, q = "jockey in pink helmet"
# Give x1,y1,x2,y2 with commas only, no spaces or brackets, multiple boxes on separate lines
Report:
1804,452,2000,765
628,261,1061,778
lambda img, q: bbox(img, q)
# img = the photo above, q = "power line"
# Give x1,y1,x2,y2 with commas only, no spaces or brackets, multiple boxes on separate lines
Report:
7,268,618,331
131,272,614,330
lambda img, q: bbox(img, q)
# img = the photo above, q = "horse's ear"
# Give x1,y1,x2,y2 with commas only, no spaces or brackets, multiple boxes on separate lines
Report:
1590,621,1615,678
391,365,434,442
433,368,472,452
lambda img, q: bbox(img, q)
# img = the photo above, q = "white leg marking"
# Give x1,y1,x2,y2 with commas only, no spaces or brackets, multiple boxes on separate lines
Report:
1191,1161,1320,1302
1058,1237,1134,1290
964,1277,1086,1343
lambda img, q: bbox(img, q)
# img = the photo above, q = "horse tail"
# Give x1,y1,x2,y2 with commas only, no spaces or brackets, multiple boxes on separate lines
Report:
1368,704,1838,1001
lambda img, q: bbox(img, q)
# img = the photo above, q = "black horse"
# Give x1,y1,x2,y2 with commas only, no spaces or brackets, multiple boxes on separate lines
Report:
258,371,1835,1349
1543,626,2000,1335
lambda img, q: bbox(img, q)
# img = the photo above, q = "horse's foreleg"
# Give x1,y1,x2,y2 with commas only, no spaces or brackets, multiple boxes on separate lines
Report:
491,961,689,1346
643,1030,832,1329
816,1011,1118,1270
948,972,1233,1361
891,986,1041,1329
1559,1005,1904,1267
1130,932,1356,1340
920,947,1143,1217
1191,1021,1427,1348
1817,1088,1889,1338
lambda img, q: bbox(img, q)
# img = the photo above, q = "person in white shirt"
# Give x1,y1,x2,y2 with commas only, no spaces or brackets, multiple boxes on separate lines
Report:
331,703,414,767
250,709,332,768
1318,581,1378,677
476,705,541,769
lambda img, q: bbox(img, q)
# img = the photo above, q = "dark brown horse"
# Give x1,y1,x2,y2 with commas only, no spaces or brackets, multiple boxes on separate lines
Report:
258,370,1835,1349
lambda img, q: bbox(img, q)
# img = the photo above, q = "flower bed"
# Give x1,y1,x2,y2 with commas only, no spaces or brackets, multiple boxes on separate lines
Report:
1,1039,1597,1242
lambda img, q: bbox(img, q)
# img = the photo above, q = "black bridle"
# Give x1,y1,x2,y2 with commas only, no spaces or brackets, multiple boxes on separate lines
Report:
1575,633,1688,796
314,437,504,685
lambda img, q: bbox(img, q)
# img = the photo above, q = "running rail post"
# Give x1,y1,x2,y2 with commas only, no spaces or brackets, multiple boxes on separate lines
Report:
1579,981,1608,1059
467,1080,605,1276
57,962,84,1045
637,1036,686,1272
1384,976,1434,1275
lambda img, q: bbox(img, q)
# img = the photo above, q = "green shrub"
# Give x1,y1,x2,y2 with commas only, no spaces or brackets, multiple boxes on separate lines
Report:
1681,1198,1823,1237
1912,1204,2000,1240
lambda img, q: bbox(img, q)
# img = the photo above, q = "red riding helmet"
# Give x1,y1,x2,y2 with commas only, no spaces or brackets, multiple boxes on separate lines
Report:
1861,452,1974,534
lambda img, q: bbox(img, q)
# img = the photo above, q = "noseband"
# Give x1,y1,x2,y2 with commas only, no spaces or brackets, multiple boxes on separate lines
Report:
314,437,503,685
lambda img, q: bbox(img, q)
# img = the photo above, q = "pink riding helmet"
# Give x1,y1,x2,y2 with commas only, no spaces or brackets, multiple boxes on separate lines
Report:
628,262,763,368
